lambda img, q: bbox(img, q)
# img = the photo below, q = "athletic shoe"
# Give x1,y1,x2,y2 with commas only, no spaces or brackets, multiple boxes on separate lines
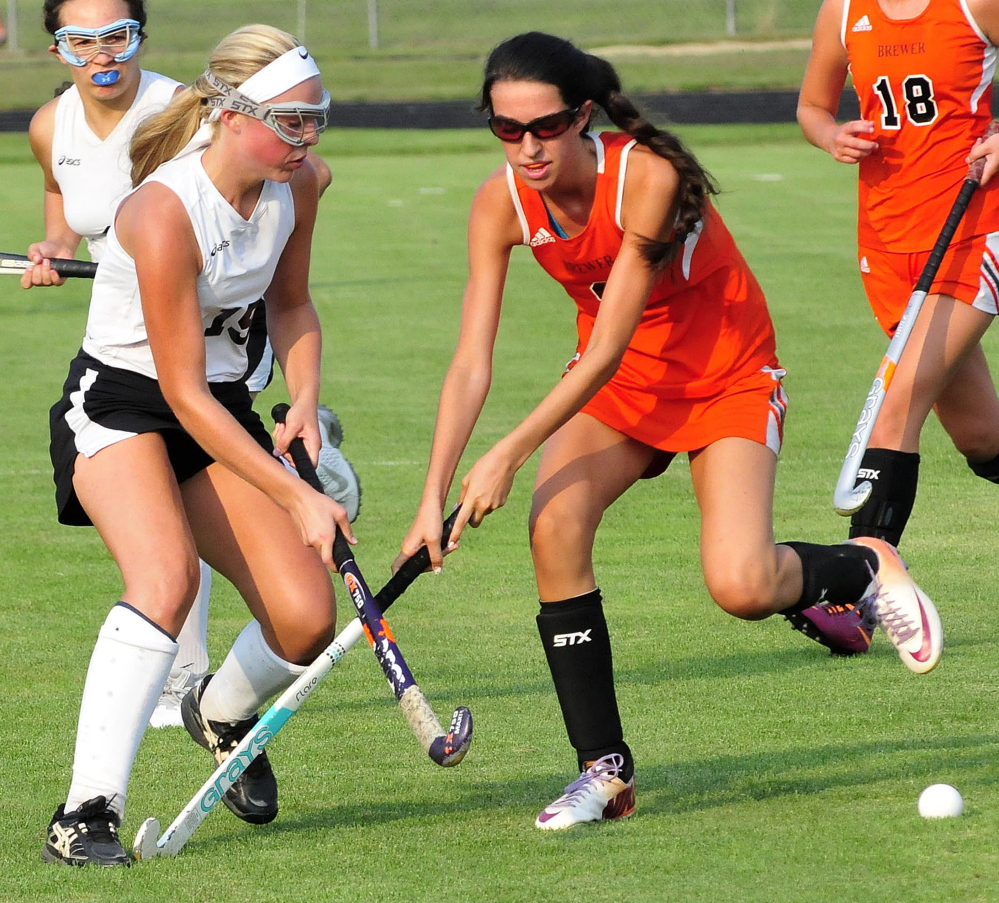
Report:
41,796,131,867
848,537,943,674
148,666,204,729
784,600,877,656
535,754,636,830
181,674,278,824
316,405,362,522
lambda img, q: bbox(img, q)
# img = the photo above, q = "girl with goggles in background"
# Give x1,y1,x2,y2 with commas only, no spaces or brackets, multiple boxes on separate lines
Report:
54,15,141,74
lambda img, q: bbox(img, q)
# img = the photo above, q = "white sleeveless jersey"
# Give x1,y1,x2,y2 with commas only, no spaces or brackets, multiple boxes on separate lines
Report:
51,70,181,260
82,149,296,382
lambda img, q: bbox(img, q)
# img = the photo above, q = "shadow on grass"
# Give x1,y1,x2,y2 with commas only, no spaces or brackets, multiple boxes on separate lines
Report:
185,733,999,849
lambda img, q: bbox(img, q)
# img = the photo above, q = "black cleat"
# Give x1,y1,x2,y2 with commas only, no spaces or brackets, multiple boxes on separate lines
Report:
181,674,278,824
41,795,131,867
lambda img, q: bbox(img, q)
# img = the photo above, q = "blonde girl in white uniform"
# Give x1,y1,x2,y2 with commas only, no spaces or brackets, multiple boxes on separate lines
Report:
42,24,351,867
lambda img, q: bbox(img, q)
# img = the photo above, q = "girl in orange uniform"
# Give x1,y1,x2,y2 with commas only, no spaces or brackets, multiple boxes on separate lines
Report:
399,32,943,830
799,0,999,556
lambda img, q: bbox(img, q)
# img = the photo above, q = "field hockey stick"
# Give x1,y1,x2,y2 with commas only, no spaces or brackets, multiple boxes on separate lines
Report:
0,251,97,278
133,505,462,860
833,122,999,515
272,403,473,766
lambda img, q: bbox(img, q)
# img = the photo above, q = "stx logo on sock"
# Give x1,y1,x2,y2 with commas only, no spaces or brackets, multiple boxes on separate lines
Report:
858,468,881,480
553,630,592,647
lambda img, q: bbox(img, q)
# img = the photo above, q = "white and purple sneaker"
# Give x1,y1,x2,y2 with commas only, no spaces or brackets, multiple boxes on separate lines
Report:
535,754,635,830
848,537,943,674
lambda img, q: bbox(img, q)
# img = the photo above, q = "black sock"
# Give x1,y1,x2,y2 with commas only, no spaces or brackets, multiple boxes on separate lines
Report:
780,542,877,614
848,448,919,547
968,451,999,483
536,590,633,781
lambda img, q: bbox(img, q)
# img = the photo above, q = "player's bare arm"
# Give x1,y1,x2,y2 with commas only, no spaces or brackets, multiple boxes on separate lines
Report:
21,100,82,287
798,0,879,164
396,170,518,568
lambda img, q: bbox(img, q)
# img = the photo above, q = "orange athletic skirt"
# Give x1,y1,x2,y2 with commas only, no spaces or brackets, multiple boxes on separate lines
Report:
859,231,999,335
579,362,787,455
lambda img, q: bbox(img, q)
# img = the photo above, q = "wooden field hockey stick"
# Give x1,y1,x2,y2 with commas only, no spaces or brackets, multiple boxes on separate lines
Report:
133,504,462,860
271,403,473,766
0,251,97,278
833,122,999,515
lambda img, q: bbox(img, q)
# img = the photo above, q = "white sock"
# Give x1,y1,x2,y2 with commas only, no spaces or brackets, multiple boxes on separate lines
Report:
67,604,178,818
172,559,211,679
201,620,306,724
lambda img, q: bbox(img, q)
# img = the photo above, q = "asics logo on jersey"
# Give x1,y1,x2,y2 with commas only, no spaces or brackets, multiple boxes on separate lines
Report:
530,227,556,247
858,468,881,481
58,156,81,166
852,15,872,32
209,240,231,257
552,630,592,647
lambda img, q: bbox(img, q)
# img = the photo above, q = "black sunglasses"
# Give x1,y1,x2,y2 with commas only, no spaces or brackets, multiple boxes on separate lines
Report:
487,106,582,143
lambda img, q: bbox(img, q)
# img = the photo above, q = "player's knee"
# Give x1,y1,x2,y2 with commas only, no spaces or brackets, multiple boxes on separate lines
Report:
705,563,777,621
529,503,597,568
122,555,201,620
118,556,201,636
278,583,337,663
296,617,336,662
955,423,999,465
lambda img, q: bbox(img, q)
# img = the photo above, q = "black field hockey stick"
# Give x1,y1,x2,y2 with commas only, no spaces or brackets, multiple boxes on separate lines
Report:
833,120,999,515
272,403,472,765
0,251,97,278
133,504,461,860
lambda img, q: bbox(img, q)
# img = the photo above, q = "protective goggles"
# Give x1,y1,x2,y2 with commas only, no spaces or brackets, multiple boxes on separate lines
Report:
202,70,330,147
487,106,582,143
54,18,142,67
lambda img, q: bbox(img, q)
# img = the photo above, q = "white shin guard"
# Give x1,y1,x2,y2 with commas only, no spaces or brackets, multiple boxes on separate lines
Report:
67,604,178,818
200,620,306,724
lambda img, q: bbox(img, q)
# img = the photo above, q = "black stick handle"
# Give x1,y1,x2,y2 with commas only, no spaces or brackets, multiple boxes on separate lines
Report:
271,402,322,492
51,257,99,278
1,252,98,278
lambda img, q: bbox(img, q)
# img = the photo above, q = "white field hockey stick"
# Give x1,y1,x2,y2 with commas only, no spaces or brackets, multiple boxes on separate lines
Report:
133,505,462,860
833,123,999,515
272,403,473,766
0,251,97,278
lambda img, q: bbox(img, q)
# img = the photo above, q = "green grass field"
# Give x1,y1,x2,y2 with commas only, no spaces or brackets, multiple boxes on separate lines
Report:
0,0,821,108
3,124,999,902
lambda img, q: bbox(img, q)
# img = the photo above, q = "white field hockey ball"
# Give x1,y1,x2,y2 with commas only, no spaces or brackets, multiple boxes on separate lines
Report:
917,783,963,819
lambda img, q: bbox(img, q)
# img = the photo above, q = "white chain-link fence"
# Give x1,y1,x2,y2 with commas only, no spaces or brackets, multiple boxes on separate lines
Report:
3,0,817,54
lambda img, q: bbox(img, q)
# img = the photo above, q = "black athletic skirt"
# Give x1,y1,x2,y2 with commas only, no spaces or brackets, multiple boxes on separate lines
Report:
50,349,273,526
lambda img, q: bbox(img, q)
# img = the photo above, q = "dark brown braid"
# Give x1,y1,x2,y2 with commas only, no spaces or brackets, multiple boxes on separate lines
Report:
482,32,717,269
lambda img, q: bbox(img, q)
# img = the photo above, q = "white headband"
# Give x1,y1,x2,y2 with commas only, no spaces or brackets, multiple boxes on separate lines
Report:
238,46,321,102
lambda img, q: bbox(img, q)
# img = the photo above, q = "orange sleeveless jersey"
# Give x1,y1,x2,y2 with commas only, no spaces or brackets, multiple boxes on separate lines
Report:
505,132,779,448
843,0,999,251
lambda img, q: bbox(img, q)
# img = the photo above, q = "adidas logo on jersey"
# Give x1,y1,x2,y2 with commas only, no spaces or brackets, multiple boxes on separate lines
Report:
530,227,556,247
852,14,872,32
